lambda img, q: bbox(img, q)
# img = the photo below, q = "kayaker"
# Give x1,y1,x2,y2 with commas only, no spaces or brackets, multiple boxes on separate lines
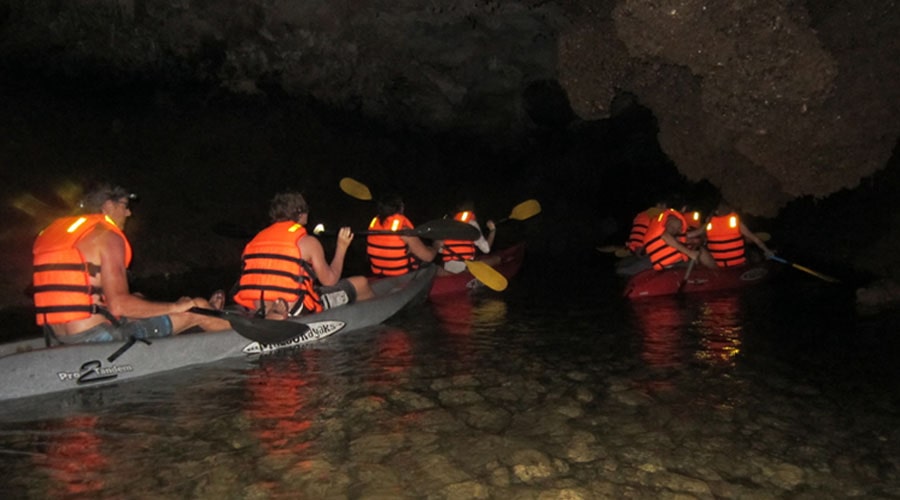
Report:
233,191,375,320
625,200,666,255
437,200,499,273
32,183,230,344
366,193,438,276
705,200,774,267
643,207,717,271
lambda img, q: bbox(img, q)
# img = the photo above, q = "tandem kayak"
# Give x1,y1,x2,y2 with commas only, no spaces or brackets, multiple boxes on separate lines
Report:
624,261,772,299
0,266,436,402
429,242,526,299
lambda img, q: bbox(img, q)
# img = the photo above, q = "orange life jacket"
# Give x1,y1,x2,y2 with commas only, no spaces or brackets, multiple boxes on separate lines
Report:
705,212,746,267
440,211,477,262
685,210,702,230
32,215,132,325
367,214,418,276
233,221,322,314
626,207,662,253
642,209,689,270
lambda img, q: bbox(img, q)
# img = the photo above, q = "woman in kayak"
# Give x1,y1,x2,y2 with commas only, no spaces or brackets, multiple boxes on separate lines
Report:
366,193,439,276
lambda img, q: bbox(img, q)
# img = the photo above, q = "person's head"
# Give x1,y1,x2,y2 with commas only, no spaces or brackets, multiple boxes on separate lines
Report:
664,212,684,235
269,191,309,223
455,199,476,213
661,193,687,212
79,183,136,228
376,193,404,220
715,198,734,215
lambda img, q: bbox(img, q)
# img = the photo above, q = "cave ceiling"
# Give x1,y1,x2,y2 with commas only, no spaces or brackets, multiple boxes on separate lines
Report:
1,0,898,216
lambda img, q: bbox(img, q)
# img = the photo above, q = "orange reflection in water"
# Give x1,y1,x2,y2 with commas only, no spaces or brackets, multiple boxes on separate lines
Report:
431,294,475,337
39,415,108,497
244,352,317,467
631,296,687,372
375,327,414,376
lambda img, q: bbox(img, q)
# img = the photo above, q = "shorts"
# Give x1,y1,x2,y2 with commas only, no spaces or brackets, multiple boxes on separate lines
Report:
317,278,357,311
56,316,174,344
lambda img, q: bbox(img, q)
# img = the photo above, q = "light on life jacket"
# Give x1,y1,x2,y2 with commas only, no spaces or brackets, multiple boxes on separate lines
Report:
706,215,739,231
66,217,88,233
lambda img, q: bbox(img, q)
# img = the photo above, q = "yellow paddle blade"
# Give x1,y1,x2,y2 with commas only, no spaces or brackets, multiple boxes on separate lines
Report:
339,177,372,201
465,260,508,291
509,199,541,221
755,232,771,242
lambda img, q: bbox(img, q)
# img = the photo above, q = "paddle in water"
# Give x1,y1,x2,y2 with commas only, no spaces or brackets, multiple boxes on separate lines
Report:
189,308,312,344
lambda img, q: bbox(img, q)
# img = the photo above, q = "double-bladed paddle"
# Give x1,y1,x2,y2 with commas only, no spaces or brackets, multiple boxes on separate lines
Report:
189,307,312,344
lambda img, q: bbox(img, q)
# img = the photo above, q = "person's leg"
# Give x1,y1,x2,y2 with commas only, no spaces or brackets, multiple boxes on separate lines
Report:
347,276,374,301
169,296,230,333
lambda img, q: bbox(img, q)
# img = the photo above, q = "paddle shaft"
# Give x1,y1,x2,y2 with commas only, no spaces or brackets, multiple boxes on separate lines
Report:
768,255,840,283
189,307,312,343
677,258,697,294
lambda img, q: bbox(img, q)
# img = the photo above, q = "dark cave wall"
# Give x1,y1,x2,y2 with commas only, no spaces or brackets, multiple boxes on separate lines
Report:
2,0,899,217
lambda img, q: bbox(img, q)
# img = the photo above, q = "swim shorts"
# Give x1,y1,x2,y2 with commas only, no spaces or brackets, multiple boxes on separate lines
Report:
56,316,174,344
317,278,357,311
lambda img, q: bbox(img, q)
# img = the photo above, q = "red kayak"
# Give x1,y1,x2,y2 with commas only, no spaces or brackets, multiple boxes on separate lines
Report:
429,243,526,299
624,261,773,299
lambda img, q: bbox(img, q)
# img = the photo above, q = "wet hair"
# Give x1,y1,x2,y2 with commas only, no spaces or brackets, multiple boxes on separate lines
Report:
376,193,404,220
79,183,136,213
269,191,309,222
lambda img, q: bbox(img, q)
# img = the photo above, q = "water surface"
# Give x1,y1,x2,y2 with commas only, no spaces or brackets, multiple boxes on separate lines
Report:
1,262,899,499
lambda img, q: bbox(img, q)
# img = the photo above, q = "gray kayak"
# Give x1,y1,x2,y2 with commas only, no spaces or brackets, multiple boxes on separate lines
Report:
0,266,435,402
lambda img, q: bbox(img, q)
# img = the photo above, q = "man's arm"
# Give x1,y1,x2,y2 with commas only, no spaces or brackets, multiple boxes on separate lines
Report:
301,229,349,286
740,223,774,256
661,232,700,261
402,235,437,263
97,229,194,318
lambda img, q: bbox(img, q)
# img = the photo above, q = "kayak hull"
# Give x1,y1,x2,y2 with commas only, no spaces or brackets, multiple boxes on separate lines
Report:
624,262,772,299
0,266,436,402
429,243,526,298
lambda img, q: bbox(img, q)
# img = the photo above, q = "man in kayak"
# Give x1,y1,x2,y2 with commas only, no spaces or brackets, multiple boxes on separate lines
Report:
32,183,230,344
705,200,775,267
644,207,717,270
234,191,374,319
438,199,499,274
366,193,438,276
625,199,666,255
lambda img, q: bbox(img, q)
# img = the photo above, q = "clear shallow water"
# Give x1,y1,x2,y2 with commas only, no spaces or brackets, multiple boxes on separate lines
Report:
1,261,899,499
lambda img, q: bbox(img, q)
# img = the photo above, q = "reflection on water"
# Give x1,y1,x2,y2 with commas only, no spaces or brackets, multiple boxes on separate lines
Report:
693,294,743,366
39,415,108,497
2,273,900,497
244,356,316,468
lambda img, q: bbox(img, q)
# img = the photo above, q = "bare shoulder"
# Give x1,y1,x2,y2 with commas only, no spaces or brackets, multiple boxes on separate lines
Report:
299,233,324,255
